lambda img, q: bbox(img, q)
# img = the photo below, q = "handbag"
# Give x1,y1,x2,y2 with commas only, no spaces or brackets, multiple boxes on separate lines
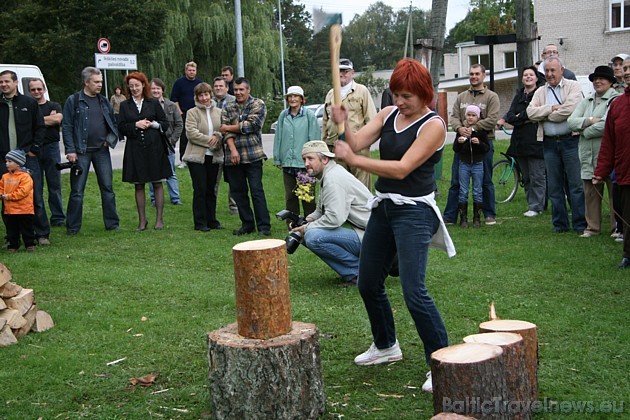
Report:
160,130,175,155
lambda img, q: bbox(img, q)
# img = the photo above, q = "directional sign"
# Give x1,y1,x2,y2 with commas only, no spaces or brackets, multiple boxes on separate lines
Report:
97,38,111,54
94,53,137,70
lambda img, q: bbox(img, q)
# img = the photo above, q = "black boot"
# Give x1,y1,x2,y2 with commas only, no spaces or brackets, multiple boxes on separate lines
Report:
458,203,468,228
473,202,483,228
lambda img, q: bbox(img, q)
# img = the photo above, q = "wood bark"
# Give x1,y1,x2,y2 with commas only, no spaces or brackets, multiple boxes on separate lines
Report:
0,282,22,298
5,288,34,315
232,239,291,339
32,310,54,333
207,321,325,419
0,262,11,288
479,319,538,401
431,342,508,419
464,332,532,419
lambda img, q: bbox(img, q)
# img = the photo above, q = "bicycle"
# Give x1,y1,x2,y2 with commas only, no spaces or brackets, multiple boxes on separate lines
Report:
492,127,525,203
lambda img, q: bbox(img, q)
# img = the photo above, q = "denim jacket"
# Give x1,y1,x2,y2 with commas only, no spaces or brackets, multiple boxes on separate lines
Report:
62,90,119,155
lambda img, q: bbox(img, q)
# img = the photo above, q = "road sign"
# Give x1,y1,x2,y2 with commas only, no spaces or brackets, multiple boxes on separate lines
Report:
94,53,137,70
97,38,111,54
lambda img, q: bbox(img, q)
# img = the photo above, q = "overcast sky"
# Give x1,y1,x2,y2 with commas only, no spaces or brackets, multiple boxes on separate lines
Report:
296,0,471,32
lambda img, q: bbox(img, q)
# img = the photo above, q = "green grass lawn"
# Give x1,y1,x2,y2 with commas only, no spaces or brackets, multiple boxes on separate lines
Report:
1,140,628,419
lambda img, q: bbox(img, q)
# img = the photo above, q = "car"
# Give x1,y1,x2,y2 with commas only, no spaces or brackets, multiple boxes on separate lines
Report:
270,103,324,134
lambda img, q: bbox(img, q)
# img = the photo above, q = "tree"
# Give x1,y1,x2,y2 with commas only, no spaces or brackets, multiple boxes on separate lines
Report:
429,0,449,96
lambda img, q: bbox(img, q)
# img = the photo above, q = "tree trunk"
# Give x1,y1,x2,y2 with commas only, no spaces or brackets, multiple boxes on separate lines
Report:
429,0,449,95
464,332,532,419
515,0,534,90
207,321,325,419
232,239,291,339
479,319,538,401
431,342,509,419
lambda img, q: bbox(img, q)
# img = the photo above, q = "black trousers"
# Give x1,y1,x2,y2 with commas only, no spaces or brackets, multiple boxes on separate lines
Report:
6,214,35,249
187,158,221,230
225,160,271,232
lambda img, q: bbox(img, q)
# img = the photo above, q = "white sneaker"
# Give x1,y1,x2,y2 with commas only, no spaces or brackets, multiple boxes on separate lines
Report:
421,371,433,393
523,210,541,217
177,162,187,169
615,235,624,243
354,341,402,366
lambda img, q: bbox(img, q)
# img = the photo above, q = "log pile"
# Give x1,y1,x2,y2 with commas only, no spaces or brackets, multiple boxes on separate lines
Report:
0,263,53,346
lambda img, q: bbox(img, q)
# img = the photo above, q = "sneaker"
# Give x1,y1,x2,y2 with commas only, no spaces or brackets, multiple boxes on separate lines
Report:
354,341,402,366
485,217,497,225
579,231,598,238
177,162,187,169
523,210,541,217
38,237,50,246
26,246,36,252
615,235,624,243
611,232,622,239
421,371,433,393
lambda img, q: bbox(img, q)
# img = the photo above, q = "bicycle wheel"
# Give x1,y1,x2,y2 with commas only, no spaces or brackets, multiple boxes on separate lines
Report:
492,159,519,203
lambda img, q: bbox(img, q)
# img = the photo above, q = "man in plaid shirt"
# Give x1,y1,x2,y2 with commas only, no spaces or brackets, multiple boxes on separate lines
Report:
221,77,271,236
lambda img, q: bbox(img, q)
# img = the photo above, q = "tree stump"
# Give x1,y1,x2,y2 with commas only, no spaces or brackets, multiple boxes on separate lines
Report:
431,342,508,419
479,320,538,401
233,239,291,339
207,321,325,419
431,413,476,420
464,332,532,419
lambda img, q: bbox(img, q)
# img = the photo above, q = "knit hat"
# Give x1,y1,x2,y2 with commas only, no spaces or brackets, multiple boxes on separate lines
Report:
5,149,26,167
466,105,481,118
285,86,304,98
302,141,335,158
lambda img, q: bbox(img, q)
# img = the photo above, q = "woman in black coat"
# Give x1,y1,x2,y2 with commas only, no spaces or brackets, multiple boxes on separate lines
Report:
118,72,172,231
504,66,546,217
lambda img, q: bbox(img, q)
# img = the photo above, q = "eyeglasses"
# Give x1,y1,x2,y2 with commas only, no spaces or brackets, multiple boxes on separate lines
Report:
544,50,559,55
30,88,43,91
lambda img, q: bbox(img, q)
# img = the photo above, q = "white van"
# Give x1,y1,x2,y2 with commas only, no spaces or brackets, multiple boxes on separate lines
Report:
0,64,49,100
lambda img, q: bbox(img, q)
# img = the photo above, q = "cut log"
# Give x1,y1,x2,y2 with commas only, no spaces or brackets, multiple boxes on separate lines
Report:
208,321,325,419
479,319,538,401
464,332,532,419
5,288,34,315
0,324,17,346
431,342,508,419
0,308,27,329
0,298,6,310
32,310,54,332
14,304,37,338
431,414,477,420
0,262,11,288
0,282,23,298
232,239,291,339
0,318,6,330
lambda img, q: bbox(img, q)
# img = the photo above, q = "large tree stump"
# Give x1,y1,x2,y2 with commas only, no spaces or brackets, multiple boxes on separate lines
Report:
464,332,532,419
233,239,291,339
207,321,325,419
431,342,508,419
431,413,476,420
479,320,538,400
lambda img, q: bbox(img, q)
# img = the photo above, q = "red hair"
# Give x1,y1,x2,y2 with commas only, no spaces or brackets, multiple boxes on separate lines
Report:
388,58,434,105
124,72,151,99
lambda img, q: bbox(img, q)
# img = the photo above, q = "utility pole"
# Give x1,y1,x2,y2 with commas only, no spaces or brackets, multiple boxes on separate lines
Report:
235,0,245,77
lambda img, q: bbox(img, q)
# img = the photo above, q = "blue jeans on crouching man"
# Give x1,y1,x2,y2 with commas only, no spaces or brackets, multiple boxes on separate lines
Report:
303,227,361,281
358,200,448,364
458,161,483,204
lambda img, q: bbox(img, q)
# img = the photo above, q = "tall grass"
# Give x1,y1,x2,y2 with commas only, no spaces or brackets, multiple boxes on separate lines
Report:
1,140,627,419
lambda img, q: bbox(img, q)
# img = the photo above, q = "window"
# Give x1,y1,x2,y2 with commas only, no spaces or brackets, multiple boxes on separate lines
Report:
504,51,516,69
469,54,490,69
610,0,630,30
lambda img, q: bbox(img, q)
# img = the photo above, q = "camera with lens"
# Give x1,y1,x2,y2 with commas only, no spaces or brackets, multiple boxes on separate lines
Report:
276,210,308,254
56,161,83,177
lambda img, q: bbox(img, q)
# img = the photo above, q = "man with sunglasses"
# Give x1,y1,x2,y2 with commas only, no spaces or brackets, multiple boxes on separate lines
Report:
28,79,65,234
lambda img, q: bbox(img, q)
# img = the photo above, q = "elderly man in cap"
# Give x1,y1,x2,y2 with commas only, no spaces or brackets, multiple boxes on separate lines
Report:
292,140,372,286
322,58,377,190
611,53,629,93
273,86,321,222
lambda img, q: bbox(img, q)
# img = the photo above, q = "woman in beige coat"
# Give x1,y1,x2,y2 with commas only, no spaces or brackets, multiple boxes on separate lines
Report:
184,83,224,231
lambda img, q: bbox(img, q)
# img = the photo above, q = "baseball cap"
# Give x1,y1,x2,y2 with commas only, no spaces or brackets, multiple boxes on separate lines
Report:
611,53,629,62
285,86,304,97
339,59,354,70
302,141,335,158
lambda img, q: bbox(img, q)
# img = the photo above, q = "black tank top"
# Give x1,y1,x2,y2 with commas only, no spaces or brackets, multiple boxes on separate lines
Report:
374,109,444,197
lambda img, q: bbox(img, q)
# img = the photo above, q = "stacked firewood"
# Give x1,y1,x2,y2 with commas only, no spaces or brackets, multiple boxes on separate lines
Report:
0,263,53,346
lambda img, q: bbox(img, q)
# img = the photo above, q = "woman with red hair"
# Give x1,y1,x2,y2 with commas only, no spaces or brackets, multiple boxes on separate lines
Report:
118,72,172,231
333,58,454,393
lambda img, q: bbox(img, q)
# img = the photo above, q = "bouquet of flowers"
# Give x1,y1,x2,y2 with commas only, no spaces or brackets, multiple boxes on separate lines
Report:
294,171,317,203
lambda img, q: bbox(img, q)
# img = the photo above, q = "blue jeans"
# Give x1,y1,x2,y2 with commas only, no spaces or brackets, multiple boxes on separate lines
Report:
25,155,50,239
304,227,361,281
543,136,586,232
458,161,483,204
358,200,449,364
37,142,65,225
225,160,271,232
66,147,119,233
149,152,180,204
444,140,496,220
